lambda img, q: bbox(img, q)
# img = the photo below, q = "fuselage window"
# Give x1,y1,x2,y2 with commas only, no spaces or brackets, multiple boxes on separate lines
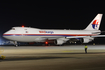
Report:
26,31,28,33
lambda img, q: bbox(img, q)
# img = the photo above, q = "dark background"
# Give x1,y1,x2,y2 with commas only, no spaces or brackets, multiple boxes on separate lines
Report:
0,1,105,44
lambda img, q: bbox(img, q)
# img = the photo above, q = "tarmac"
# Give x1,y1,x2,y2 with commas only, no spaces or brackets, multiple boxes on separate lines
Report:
0,45,105,70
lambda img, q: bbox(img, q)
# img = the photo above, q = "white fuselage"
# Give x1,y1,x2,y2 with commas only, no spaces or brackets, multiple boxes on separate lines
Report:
3,27,100,42
2,14,104,45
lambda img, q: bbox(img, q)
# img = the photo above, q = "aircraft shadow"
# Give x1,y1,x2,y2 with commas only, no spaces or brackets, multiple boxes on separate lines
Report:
1,56,71,62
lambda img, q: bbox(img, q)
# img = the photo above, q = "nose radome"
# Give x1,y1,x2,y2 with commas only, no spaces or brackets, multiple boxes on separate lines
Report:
3,30,14,38
3,30,10,35
3,31,10,38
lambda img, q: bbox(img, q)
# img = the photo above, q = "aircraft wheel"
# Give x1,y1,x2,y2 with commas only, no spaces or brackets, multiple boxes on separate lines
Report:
15,45,18,47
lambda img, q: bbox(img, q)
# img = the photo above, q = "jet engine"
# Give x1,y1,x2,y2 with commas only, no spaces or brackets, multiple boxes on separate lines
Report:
83,37,94,43
54,39,64,45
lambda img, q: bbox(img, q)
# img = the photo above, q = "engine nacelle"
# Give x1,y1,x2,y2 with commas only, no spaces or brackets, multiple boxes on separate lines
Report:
83,37,94,43
54,39,64,45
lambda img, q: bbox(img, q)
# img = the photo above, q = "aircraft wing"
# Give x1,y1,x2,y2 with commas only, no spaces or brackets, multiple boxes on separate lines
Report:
66,35,105,39
66,36,88,38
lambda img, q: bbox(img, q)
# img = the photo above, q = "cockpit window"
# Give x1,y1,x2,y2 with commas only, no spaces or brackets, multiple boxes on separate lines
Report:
12,28,15,30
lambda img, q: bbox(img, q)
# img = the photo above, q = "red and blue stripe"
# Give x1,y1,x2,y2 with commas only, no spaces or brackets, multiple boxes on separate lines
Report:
3,34,96,37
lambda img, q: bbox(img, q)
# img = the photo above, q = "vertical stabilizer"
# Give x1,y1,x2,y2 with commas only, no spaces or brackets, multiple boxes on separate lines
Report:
85,14,103,30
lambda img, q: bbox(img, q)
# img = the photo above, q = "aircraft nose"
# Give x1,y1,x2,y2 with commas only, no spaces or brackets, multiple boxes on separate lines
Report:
3,28,15,40
3,30,14,39
3,32,9,38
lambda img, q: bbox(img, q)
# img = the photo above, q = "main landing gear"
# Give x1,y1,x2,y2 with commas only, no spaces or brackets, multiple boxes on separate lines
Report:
14,41,18,47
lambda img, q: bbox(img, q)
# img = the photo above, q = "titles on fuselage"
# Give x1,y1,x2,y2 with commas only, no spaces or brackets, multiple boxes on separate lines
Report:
39,31,54,34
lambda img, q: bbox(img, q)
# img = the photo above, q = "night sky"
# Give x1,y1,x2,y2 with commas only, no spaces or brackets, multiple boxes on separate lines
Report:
0,1,105,43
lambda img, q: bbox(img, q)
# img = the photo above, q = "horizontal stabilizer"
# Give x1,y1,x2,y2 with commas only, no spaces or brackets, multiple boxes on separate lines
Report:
91,35,105,37
92,31,105,34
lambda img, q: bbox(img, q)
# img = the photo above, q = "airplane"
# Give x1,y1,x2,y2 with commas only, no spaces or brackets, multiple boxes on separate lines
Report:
3,14,105,46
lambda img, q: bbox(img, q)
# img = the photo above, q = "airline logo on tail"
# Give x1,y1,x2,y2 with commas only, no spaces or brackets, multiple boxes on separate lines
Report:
92,20,99,29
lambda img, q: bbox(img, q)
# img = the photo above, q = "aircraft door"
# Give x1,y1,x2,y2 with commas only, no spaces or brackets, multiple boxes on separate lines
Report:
14,28,24,41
